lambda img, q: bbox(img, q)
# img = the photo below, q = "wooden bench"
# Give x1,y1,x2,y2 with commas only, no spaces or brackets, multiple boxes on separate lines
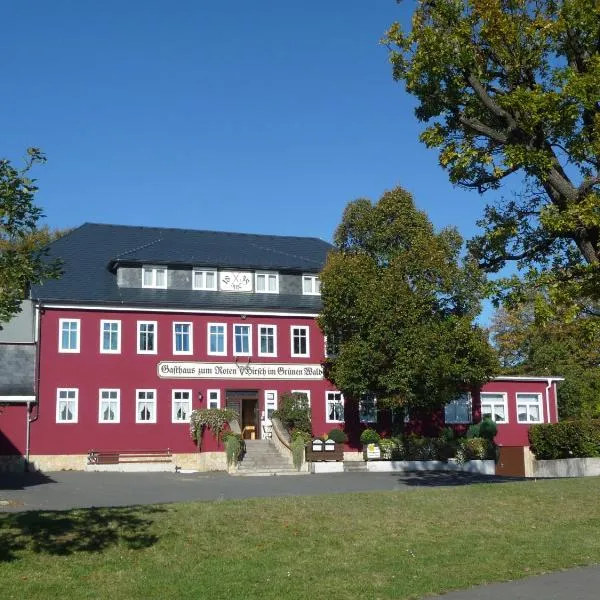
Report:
88,449,172,465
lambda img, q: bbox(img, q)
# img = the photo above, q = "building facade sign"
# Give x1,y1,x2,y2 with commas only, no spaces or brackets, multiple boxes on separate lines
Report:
219,271,253,292
157,361,324,380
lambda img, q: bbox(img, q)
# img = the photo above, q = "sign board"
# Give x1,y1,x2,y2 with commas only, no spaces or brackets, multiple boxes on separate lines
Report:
158,361,324,380
366,444,381,460
219,271,252,292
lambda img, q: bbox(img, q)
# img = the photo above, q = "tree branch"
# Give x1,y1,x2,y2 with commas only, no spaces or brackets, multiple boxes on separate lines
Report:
458,115,507,144
466,73,517,129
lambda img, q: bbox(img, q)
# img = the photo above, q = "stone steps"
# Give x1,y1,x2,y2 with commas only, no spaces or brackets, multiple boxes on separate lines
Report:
234,440,299,476
343,461,368,473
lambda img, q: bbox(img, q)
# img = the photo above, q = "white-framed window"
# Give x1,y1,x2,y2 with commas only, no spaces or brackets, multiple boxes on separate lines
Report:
517,393,543,423
444,393,472,424
481,392,508,423
255,272,279,293
326,391,344,423
233,324,252,356
99,389,120,423
264,390,277,420
258,325,277,357
136,390,157,423
207,323,227,356
137,321,157,354
56,388,78,423
291,326,309,357
207,389,221,409
173,322,192,355
193,269,217,291
325,334,339,358
359,394,377,423
291,390,311,406
59,318,80,353
302,275,321,295
172,390,192,423
100,320,121,354
142,266,167,289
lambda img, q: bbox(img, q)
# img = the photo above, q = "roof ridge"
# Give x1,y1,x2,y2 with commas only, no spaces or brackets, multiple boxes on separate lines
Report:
113,236,164,259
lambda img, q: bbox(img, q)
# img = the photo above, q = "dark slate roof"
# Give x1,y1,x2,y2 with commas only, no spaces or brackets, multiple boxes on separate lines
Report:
30,223,332,312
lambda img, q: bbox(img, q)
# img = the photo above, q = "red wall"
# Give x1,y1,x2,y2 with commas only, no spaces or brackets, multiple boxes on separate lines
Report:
0,404,28,455
31,308,338,455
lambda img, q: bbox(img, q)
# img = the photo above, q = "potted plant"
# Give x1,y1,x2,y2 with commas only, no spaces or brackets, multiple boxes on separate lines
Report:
360,428,381,460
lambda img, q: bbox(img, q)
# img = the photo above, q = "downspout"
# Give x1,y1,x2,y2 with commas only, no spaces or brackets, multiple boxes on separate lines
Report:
26,302,43,470
545,378,552,423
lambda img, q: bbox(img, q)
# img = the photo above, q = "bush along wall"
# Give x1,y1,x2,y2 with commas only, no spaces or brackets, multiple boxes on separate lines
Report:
529,420,600,460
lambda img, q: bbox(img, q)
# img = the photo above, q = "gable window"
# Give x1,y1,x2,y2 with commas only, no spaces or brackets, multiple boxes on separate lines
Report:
444,394,472,424
59,319,80,353
207,389,221,409
517,393,543,423
258,325,277,357
233,324,251,356
172,390,191,423
208,323,226,355
481,392,508,423
173,322,192,355
326,391,344,423
138,321,157,354
291,326,309,357
142,266,167,289
99,389,120,423
255,272,278,293
100,320,120,353
302,275,321,295
136,390,156,423
56,389,78,423
193,269,217,291
359,394,377,423
291,390,311,406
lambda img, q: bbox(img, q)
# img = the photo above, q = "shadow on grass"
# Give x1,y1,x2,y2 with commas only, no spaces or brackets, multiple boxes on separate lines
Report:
0,505,163,562
397,472,523,487
0,471,56,491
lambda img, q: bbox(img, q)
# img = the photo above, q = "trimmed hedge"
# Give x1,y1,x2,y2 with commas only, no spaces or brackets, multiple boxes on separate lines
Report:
529,420,600,459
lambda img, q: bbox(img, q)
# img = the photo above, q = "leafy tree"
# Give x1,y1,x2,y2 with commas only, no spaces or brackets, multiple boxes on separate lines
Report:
385,0,600,310
0,149,61,324
491,300,600,418
318,186,498,415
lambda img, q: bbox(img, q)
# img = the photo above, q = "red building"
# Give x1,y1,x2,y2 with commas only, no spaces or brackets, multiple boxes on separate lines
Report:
0,223,561,472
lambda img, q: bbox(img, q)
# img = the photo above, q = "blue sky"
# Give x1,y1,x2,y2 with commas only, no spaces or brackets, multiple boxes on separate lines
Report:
2,0,501,245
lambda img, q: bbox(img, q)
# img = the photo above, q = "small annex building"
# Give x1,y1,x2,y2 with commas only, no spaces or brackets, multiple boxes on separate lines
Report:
0,223,561,472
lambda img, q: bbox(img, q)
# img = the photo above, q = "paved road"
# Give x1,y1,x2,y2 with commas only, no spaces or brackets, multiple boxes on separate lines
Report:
430,565,600,599
0,470,510,512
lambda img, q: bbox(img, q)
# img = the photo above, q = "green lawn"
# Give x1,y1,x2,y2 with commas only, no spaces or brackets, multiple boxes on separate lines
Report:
2,478,600,599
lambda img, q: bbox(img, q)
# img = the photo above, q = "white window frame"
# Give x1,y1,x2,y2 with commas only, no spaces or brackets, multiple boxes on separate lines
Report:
302,275,321,295
255,272,279,294
207,389,221,409
258,324,277,357
142,266,167,289
444,393,473,424
137,321,158,354
136,389,157,424
193,269,217,291
99,389,120,424
264,390,278,422
56,388,78,423
516,392,544,424
291,326,310,357
326,391,345,424
207,323,227,356
291,390,311,406
59,318,80,353
359,394,377,424
233,324,252,356
173,322,193,355
480,392,509,424
172,389,192,423
100,320,121,354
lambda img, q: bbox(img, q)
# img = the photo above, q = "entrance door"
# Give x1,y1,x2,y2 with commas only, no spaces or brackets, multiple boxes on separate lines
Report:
226,390,259,439
262,390,277,438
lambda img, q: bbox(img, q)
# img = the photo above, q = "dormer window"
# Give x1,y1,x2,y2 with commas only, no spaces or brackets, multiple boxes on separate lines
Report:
255,272,279,293
193,269,217,291
302,275,321,295
142,266,167,289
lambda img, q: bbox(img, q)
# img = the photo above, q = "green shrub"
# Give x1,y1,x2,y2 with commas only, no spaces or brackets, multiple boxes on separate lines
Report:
291,430,312,444
378,438,397,460
466,423,481,439
529,420,600,459
291,436,306,471
479,417,498,441
273,392,312,435
223,433,243,467
405,434,438,460
360,428,381,444
327,428,348,443
455,437,491,463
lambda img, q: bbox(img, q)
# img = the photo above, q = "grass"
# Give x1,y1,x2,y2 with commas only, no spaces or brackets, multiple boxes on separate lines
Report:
2,478,600,599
